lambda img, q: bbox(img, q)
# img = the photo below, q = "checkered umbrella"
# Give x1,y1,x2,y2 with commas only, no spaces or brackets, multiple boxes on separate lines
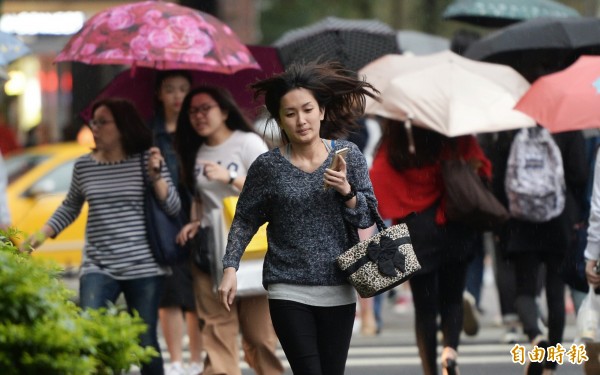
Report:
273,17,400,72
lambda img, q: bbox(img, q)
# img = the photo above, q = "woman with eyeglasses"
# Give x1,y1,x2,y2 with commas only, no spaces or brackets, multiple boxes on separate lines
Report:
174,86,283,375
22,98,179,375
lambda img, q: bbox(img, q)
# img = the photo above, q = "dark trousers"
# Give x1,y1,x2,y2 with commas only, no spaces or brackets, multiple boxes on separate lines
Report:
268,299,355,375
410,260,469,375
465,234,484,306
514,252,565,369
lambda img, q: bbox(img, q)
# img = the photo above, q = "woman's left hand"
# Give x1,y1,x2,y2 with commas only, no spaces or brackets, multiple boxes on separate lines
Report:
198,160,229,184
324,156,352,196
148,147,164,180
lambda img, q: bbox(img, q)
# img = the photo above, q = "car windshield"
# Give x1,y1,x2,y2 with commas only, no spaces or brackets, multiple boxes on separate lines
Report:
5,153,50,184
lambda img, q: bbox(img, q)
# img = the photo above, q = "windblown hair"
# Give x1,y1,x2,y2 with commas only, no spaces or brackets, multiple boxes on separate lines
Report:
91,98,152,156
382,118,446,171
175,86,256,191
250,61,379,142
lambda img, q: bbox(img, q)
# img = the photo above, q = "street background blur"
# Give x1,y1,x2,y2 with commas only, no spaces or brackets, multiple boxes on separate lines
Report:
0,0,599,150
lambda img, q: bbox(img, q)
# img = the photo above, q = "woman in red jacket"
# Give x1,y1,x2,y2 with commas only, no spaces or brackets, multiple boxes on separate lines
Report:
370,119,491,375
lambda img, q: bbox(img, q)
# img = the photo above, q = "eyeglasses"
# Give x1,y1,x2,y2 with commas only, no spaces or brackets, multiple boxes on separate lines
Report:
88,119,114,129
188,104,218,116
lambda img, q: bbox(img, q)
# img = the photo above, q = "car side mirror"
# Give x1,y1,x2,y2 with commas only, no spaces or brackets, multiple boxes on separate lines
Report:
26,179,56,197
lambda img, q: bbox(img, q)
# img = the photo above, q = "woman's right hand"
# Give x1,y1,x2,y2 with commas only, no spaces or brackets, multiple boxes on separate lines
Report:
19,226,54,253
585,259,600,288
218,267,238,312
176,221,201,246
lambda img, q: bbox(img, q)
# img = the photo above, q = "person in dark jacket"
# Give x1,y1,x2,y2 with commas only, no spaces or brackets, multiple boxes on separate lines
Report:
149,70,205,375
505,129,587,375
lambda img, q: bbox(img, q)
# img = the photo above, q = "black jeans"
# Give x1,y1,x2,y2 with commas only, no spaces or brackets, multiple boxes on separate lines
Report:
268,299,355,375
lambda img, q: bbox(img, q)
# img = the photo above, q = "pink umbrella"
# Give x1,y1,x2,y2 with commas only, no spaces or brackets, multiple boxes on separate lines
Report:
55,0,260,73
515,55,600,133
81,45,283,122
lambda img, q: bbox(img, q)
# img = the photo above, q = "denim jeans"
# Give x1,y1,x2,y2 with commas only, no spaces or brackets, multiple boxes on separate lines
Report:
80,272,165,375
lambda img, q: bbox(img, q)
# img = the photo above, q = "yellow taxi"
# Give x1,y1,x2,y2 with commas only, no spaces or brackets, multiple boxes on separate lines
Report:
6,142,90,270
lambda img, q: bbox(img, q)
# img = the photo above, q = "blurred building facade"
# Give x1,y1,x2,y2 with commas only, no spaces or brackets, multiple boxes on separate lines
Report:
0,0,260,147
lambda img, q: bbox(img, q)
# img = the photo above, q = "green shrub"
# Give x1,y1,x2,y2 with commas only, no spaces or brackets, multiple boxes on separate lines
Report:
0,229,157,374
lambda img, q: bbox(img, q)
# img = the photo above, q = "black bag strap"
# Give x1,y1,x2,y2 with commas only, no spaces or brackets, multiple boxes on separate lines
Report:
367,199,388,232
139,151,150,187
346,199,387,244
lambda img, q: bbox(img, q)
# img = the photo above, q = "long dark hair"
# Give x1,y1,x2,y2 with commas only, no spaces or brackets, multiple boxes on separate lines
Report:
153,70,193,119
91,98,152,156
175,86,256,191
382,118,446,171
251,61,379,143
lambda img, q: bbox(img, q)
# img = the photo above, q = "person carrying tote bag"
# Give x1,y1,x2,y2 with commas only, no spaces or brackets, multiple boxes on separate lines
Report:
219,62,380,375
22,98,179,375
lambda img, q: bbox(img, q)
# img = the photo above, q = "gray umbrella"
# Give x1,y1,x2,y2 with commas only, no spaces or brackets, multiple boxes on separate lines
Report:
443,0,580,28
464,17,600,82
273,16,400,72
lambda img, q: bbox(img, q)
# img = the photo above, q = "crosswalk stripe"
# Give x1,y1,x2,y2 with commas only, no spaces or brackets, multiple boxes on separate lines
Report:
159,341,519,368
346,355,511,366
347,344,515,355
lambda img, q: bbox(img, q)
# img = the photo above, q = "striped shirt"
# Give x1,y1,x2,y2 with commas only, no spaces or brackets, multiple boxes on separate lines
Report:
47,152,180,279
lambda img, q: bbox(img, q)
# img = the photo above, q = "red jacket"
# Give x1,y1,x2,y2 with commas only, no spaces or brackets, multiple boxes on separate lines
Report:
370,135,491,225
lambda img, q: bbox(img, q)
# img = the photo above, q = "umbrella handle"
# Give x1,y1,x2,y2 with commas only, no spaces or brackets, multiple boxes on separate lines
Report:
404,119,416,154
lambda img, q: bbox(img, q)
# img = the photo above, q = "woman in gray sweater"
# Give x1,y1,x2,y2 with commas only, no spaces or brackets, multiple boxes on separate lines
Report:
219,61,379,375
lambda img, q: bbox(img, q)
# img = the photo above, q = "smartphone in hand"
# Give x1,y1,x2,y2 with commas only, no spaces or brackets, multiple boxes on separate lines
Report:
329,147,350,171
324,147,350,189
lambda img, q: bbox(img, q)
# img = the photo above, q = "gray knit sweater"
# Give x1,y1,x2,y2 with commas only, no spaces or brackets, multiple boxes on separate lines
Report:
222,140,377,287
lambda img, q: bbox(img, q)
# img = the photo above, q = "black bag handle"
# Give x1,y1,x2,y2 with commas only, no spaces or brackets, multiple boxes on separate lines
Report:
346,198,387,245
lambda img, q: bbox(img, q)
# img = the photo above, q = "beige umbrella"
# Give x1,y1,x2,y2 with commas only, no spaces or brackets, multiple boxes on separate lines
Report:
359,51,535,137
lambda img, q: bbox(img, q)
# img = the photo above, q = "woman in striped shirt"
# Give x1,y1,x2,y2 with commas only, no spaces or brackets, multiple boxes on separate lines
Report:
23,98,180,375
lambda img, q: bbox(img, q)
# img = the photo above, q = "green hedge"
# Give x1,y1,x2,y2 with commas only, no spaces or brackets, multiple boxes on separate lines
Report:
0,229,157,374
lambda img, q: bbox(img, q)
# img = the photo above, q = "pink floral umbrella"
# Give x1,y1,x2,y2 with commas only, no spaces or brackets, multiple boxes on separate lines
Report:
54,0,260,73
80,45,283,122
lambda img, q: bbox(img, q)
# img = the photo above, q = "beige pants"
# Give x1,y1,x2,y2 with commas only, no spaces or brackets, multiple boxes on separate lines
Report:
193,269,283,375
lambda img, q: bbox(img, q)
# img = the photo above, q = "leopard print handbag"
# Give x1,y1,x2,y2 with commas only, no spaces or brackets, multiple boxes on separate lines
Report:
336,201,421,298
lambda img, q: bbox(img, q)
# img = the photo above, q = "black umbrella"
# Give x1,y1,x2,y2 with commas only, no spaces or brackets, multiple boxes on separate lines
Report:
273,16,400,72
464,17,600,82
443,0,580,28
